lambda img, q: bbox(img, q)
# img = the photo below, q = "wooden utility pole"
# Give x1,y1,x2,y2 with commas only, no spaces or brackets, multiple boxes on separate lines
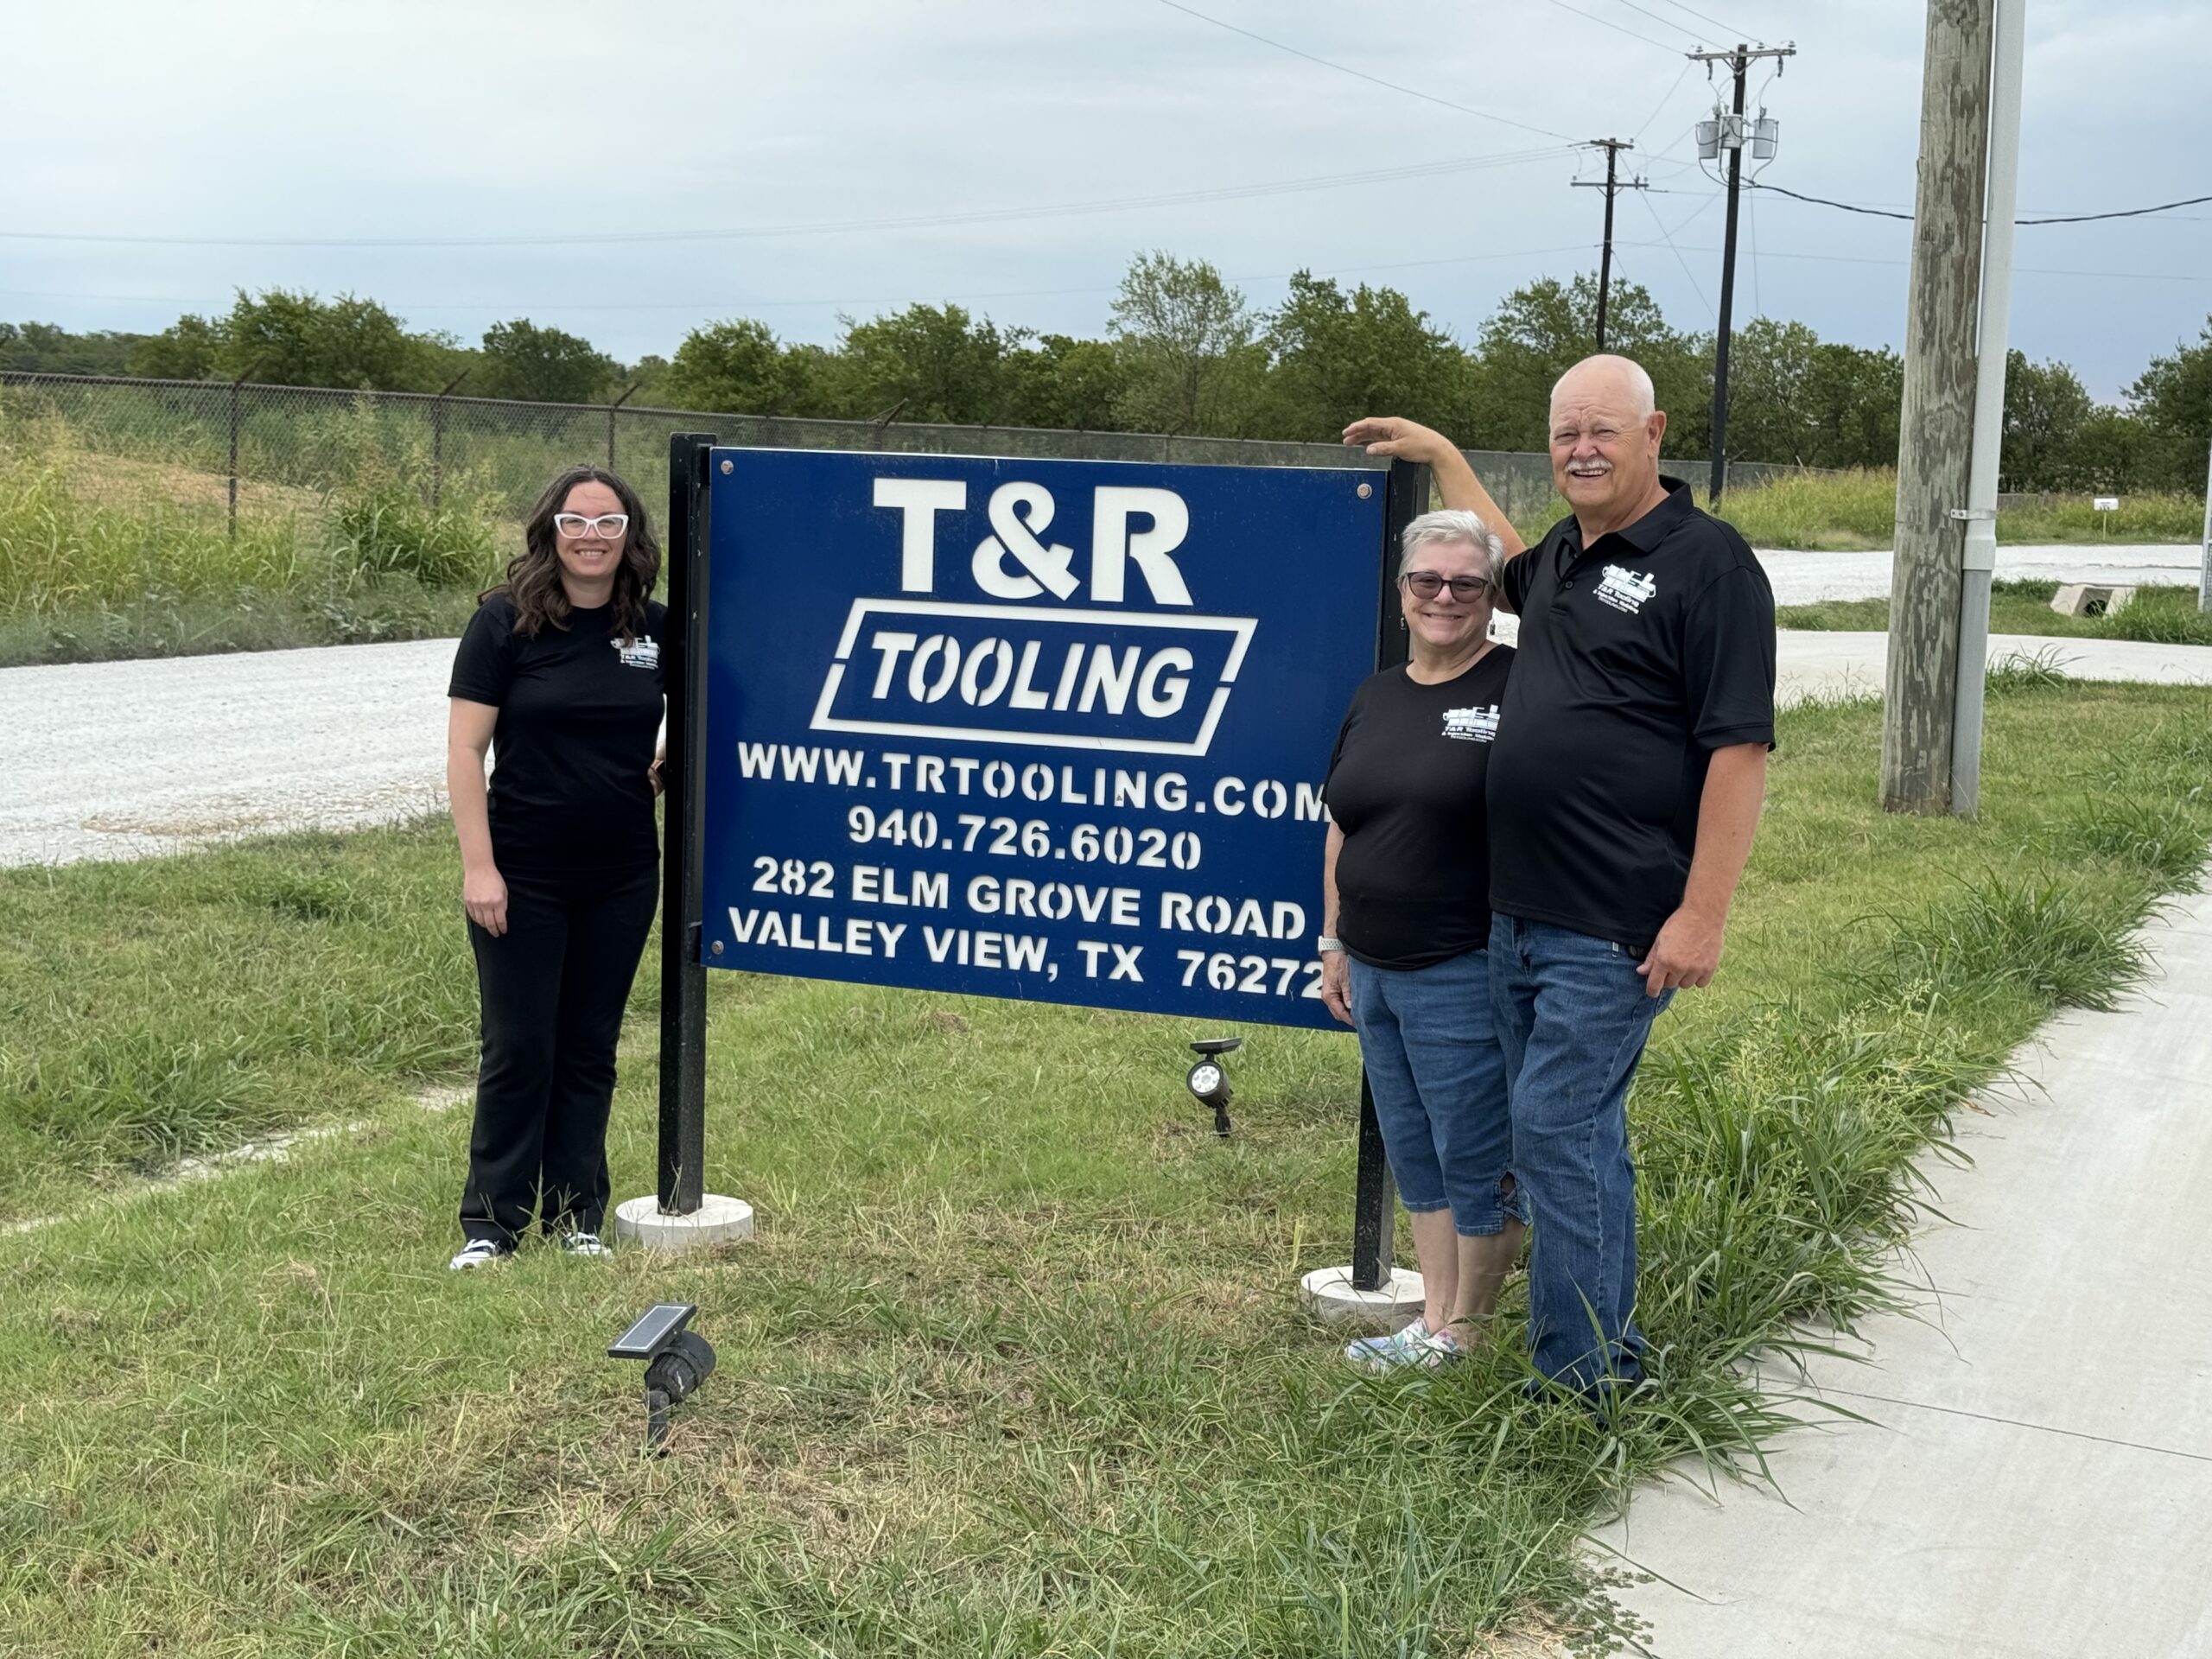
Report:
1573,139,1645,352
1881,0,1994,814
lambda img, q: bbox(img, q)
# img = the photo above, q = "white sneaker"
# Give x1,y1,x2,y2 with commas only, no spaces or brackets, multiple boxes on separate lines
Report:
1344,1316,1431,1370
560,1231,611,1257
448,1238,509,1271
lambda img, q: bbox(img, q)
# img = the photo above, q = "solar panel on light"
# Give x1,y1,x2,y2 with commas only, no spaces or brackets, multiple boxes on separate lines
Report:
607,1302,696,1359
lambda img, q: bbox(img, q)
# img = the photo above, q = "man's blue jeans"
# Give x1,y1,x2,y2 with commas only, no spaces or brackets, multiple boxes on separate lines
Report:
1489,913,1673,1390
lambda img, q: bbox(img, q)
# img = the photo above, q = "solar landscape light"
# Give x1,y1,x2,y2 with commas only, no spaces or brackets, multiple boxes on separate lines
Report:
607,1302,715,1452
1185,1036,1242,1136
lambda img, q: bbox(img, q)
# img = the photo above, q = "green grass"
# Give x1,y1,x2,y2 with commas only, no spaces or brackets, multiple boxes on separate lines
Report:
1778,579,2212,647
1510,470,2207,553
3,688,2209,1655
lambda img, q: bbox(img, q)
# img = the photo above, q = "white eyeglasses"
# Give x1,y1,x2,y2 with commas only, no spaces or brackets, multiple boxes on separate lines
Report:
553,512,629,538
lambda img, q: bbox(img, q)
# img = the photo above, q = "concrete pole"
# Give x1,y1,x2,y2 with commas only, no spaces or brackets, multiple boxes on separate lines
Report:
1882,0,1994,815
1948,0,2024,818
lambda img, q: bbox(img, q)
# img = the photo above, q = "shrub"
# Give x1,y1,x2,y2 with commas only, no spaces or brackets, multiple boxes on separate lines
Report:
327,471,496,588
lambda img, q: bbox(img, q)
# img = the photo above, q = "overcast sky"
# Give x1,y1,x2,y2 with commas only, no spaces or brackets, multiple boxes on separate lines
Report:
9,0,2208,400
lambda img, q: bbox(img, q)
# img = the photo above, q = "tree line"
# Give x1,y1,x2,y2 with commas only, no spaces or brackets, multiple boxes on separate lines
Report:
3,252,2206,493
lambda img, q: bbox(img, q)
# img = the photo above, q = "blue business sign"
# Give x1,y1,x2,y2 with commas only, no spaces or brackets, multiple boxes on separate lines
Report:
699,449,1384,1029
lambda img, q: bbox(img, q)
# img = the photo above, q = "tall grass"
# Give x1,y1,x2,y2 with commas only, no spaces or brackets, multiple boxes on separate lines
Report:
1713,467,1899,550
1511,468,2206,553
0,438,307,613
2005,492,2208,543
0,406,505,663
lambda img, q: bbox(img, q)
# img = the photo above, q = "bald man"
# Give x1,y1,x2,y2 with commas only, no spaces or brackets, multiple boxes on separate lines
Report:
1346,359,1775,1398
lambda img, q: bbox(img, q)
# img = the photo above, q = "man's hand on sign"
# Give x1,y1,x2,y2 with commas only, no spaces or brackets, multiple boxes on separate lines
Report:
1341,416,1452,467
464,865,510,938
1343,417,1528,563
1637,905,1723,997
1319,949,1354,1027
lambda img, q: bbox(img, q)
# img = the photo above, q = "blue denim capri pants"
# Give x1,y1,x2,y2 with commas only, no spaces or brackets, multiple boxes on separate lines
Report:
1347,946,1529,1236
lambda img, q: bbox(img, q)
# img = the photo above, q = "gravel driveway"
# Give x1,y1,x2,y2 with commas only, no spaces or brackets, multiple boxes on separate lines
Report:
9,543,2203,869
11,639,454,867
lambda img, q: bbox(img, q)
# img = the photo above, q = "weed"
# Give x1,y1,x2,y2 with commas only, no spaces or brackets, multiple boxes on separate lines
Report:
1984,645,2070,697
1884,871,2148,1013
2044,794,2210,884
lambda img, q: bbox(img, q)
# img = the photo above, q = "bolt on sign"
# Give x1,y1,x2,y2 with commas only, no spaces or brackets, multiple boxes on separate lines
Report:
699,450,1387,1028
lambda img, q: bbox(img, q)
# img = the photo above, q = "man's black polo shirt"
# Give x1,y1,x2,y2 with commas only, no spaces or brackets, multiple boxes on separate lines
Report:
1487,475,1775,953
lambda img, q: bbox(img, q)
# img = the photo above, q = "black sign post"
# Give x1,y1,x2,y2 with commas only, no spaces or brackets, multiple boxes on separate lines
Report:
657,432,716,1215
1348,458,1428,1292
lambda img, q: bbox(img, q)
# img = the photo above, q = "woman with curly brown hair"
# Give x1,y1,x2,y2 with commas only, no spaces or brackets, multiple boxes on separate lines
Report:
443,463,667,1268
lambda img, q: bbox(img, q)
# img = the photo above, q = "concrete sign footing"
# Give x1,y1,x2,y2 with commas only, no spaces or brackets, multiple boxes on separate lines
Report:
1300,1264,1425,1330
613,1193,754,1254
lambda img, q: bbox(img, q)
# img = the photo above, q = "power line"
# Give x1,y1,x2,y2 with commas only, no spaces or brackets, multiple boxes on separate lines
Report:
2019,193,2212,225
1617,241,2212,283
1631,63,1695,141
1539,0,1686,54
1633,187,1715,317
0,243,1605,321
1745,162,1763,316
1745,181,1910,220
1748,180,2212,226
0,146,1572,251
1601,0,1705,44
1151,0,1572,139
1640,0,1759,36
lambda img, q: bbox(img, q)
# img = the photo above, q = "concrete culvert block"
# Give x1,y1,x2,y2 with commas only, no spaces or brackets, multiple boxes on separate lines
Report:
2050,583,2135,618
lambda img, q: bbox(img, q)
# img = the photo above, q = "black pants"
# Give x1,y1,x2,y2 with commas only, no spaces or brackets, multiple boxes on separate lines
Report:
461,862,659,1246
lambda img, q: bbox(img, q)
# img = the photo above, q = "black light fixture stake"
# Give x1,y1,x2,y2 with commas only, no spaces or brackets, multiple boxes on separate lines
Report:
608,1302,716,1453
1185,1036,1242,1136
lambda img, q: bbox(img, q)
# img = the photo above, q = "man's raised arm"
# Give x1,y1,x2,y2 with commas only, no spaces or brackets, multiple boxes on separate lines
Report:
1342,416,1526,560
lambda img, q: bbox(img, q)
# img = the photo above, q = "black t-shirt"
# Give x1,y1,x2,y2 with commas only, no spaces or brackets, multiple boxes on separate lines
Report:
1323,647,1516,970
1488,477,1775,953
448,592,668,874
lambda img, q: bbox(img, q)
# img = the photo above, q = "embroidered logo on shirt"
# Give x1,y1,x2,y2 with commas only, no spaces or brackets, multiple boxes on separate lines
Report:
1593,564,1658,614
1440,703,1500,743
613,635,660,669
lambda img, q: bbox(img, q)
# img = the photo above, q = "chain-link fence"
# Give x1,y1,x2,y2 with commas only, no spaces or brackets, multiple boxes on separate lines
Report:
1,369,1830,539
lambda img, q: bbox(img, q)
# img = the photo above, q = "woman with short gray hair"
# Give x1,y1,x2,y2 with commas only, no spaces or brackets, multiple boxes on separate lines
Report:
1318,508,1527,1370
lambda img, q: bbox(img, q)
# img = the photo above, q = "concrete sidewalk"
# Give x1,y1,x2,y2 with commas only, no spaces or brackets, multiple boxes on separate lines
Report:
1592,877,2212,1658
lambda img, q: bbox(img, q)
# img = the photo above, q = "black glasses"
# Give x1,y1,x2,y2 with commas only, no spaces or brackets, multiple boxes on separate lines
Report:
1401,571,1491,601
553,512,630,538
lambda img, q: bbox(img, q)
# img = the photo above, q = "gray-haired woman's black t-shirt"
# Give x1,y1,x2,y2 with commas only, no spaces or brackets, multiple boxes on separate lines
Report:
1323,647,1514,969
448,592,668,875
